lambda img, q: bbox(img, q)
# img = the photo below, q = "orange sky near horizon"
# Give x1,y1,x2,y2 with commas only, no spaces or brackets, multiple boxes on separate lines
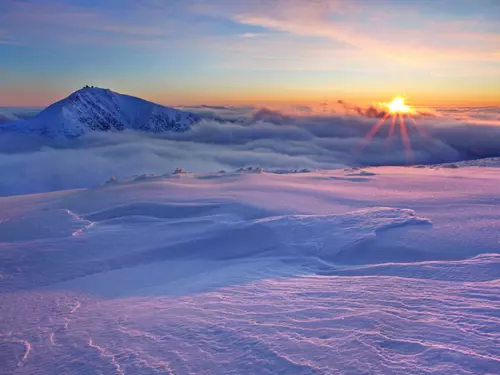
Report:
2,86,497,110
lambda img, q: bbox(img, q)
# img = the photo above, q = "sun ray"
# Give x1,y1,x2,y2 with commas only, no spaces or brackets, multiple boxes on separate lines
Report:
399,113,414,162
386,115,397,145
356,96,428,163
357,112,390,151
407,113,430,139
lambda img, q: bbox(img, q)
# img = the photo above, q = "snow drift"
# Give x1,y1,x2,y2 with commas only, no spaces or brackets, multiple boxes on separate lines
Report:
0,166,499,374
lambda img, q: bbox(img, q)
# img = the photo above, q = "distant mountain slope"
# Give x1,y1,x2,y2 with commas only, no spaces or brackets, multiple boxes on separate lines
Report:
1,87,199,137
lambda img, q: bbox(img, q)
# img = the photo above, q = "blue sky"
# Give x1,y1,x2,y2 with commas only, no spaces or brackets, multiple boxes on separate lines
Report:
1,0,499,106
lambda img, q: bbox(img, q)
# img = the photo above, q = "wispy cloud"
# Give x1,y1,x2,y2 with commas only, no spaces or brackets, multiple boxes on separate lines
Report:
3,0,499,65
0,0,187,46
0,40,18,45
240,33,262,38
194,0,500,67
0,29,19,45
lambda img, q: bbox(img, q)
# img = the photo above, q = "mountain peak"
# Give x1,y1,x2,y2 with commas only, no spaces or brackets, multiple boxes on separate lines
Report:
78,85,110,91
67,86,111,98
2,88,200,138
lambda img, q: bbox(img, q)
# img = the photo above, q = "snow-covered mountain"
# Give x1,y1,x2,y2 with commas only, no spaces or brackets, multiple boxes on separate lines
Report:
1,87,199,137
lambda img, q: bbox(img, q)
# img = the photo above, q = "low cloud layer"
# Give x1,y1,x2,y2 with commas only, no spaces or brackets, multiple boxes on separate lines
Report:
0,107,41,123
1,105,500,196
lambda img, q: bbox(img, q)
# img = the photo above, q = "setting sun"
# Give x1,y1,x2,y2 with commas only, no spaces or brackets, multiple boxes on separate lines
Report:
358,96,428,162
388,97,411,113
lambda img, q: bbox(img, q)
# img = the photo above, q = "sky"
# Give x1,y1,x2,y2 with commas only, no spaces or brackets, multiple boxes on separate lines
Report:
1,0,499,107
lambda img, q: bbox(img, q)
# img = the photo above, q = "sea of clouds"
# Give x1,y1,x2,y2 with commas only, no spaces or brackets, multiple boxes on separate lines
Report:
1,104,500,196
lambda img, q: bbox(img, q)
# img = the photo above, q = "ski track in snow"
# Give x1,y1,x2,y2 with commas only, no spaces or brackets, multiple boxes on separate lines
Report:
0,167,499,374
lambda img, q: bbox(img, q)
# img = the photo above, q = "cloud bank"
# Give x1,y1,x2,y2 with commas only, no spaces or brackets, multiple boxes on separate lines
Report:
0,107,41,123
1,105,500,196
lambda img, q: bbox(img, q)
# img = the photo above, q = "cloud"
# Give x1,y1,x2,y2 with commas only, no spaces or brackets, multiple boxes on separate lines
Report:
3,0,499,67
0,0,196,47
0,28,20,45
0,107,41,123
1,105,500,196
196,0,500,66
240,33,262,38
336,100,436,118
0,39,19,45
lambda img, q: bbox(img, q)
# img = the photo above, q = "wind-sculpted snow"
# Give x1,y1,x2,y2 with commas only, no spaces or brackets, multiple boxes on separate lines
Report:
0,209,92,241
0,167,499,374
0,205,430,293
250,208,431,259
0,258,498,375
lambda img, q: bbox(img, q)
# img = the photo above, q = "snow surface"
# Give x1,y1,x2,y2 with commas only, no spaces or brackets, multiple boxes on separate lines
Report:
1,88,199,138
0,166,499,374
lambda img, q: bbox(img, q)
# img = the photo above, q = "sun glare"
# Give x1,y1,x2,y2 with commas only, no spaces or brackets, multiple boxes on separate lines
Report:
388,97,411,113
357,96,428,163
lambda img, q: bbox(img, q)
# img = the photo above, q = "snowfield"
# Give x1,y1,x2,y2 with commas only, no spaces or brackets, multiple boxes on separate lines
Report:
0,166,499,374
